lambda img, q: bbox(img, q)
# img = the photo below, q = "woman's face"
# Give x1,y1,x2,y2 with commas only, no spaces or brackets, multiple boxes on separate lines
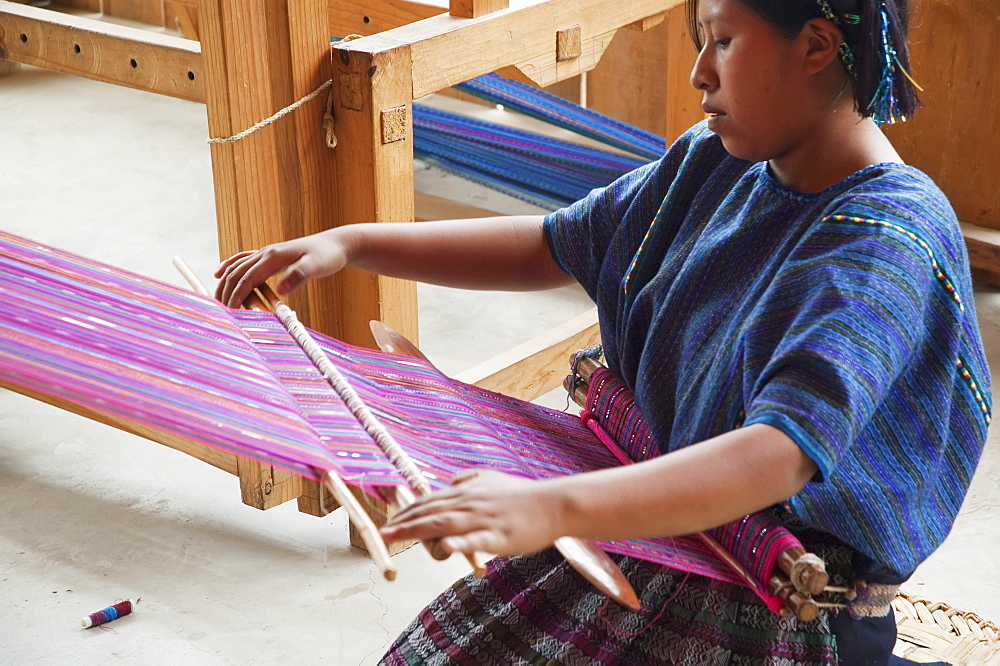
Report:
690,0,816,163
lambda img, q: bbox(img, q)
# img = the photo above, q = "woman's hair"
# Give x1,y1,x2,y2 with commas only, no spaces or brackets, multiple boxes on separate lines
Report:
686,0,920,124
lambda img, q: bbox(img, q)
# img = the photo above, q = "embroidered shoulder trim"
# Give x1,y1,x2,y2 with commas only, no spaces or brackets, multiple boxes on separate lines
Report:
824,215,990,425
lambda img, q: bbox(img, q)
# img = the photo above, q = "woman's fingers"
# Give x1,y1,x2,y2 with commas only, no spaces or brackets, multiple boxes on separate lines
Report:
215,251,260,305
213,250,255,279
214,245,305,307
381,506,482,545
380,471,560,557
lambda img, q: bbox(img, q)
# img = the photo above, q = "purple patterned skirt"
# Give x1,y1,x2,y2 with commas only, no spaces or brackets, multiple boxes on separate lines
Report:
382,547,841,665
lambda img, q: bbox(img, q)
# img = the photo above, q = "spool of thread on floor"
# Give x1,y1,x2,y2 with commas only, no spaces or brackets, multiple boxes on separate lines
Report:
81,599,137,629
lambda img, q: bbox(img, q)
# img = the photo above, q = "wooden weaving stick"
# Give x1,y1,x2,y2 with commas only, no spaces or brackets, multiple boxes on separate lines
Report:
171,258,397,579
370,320,641,611
251,284,491,578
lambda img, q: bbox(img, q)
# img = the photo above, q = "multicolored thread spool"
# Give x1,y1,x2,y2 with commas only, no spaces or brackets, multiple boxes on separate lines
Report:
81,598,138,629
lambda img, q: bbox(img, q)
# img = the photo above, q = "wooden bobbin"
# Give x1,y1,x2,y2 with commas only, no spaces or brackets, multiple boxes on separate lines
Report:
769,574,819,622
572,353,603,384
778,546,829,596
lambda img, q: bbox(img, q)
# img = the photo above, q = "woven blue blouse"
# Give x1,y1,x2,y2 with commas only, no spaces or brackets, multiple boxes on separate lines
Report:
544,122,991,578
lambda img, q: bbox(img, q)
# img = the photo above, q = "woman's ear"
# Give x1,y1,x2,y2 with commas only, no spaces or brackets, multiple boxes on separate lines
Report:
800,18,844,74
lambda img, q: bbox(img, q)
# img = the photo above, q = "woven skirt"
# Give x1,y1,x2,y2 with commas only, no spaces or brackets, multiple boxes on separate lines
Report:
381,547,841,665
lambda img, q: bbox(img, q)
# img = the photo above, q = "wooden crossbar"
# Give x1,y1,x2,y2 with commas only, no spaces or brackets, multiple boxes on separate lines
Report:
0,0,203,100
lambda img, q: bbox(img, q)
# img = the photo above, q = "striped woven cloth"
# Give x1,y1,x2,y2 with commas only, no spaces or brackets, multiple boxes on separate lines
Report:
0,230,805,600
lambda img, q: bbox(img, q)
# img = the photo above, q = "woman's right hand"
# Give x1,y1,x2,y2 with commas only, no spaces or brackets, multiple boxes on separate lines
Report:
213,230,350,308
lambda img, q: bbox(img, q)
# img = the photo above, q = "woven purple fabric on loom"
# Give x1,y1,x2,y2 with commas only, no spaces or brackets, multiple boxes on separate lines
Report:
0,230,801,600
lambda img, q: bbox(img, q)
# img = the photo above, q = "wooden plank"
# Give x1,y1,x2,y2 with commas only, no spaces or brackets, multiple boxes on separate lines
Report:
450,0,508,19
0,1,204,101
330,37,419,348
49,0,103,12
883,0,1000,230
166,0,198,40
414,191,500,220
329,0,446,39
961,221,1000,286
335,0,683,96
661,5,702,142
455,308,600,401
586,3,699,141
102,0,166,27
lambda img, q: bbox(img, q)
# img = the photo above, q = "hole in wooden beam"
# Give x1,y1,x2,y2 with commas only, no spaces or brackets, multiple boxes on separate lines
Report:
74,44,81,54
130,58,138,68
363,16,370,24
187,71,195,81
20,34,28,43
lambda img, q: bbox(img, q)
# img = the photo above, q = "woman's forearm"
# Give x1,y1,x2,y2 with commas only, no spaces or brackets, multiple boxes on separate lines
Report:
379,424,819,557
550,424,817,541
340,215,573,291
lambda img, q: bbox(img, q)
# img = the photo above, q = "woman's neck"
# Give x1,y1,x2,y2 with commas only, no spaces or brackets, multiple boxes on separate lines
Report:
768,107,903,194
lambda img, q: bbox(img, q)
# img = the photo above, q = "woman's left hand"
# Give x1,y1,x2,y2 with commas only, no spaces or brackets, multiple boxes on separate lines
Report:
379,470,565,557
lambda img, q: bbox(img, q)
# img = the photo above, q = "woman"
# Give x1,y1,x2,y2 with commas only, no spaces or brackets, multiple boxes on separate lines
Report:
216,0,989,661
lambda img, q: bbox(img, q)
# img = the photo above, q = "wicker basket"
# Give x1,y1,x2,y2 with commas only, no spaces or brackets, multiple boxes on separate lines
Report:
892,591,1000,664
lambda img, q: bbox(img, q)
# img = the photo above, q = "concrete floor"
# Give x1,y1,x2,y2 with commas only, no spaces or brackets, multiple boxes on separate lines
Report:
2,55,999,664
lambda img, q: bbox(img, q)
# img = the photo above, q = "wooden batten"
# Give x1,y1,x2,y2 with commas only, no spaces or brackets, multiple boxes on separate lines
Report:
0,0,203,101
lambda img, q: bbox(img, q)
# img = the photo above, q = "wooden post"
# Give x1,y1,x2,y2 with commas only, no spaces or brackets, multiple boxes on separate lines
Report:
198,0,342,510
329,36,418,349
883,0,1000,231
330,35,418,545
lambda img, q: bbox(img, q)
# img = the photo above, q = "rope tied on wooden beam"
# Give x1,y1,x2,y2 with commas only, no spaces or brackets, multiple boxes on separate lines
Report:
205,35,364,148
205,78,333,146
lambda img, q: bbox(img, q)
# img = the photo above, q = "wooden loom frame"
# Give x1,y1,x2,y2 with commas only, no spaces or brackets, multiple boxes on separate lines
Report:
4,0,997,553
0,0,704,551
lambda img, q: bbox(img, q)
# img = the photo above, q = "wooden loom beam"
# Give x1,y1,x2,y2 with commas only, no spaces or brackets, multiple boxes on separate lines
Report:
0,0,203,101
330,0,685,96
455,308,600,401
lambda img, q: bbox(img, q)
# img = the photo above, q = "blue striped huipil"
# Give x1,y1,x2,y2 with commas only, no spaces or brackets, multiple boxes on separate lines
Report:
383,123,991,665
545,121,991,580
